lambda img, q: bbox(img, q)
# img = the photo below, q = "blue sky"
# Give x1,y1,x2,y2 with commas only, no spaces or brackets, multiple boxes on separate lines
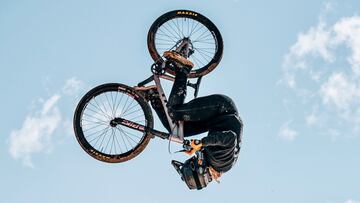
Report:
1,0,360,202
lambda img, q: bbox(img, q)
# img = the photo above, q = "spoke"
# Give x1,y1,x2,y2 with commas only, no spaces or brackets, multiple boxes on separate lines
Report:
164,23,181,39
155,37,178,43
121,100,139,116
193,29,209,43
193,47,217,50
112,91,118,117
122,107,143,118
188,20,198,37
85,125,109,138
191,54,206,67
193,47,215,55
122,98,135,116
92,97,112,120
111,129,117,154
159,25,177,39
193,38,215,44
83,112,109,124
113,129,123,154
127,113,145,122
155,42,177,46
117,127,136,149
89,126,110,145
166,20,182,39
118,126,142,140
194,48,214,60
123,131,135,149
104,128,113,153
190,23,205,38
171,19,183,39
82,119,108,126
181,17,184,38
193,41,216,45
187,17,190,37
155,32,178,43
176,18,183,38
192,32,213,43
105,92,115,118
133,119,146,123
118,126,129,152
84,106,110,121
114,91,124,116
83,122,108,133
99,95,112,119
119,94,130,115
98,126,111,151
196,48,213,62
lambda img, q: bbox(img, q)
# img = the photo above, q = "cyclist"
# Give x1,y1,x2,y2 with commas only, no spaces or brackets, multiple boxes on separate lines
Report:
148,51,243,190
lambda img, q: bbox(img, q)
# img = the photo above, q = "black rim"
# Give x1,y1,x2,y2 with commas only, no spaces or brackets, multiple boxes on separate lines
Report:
78,87,147,157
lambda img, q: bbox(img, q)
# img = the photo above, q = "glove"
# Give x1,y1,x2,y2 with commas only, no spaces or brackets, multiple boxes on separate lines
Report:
184,139,203,156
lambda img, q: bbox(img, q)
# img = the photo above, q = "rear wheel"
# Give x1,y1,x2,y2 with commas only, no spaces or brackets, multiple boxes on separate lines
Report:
148,10,223,78
73,83,153,163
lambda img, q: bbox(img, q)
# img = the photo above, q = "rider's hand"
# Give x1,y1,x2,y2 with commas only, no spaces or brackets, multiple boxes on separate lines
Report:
185,139,203,156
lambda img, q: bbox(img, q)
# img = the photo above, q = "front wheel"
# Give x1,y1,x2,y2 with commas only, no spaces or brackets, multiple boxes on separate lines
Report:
73,83,153,163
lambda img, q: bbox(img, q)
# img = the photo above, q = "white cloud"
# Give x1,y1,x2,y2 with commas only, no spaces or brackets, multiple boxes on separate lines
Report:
320,72,360,109
290,20,334,62
345,199,359,203
281,17,335,89
278,121,298,141
281,6,360,137
333,16,360,75
306,113,318,126
62,77,84,96
9,95,62,167
8,76,85,167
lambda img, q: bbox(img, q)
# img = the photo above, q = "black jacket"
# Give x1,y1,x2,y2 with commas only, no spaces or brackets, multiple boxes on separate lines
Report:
199,113,242,173
202,130,239,173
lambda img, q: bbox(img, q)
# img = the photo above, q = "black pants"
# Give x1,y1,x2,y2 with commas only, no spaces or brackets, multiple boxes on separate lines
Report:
150,70,243,143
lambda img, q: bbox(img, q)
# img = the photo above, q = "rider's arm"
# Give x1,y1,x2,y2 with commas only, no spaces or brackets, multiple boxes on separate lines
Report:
201,131,236,148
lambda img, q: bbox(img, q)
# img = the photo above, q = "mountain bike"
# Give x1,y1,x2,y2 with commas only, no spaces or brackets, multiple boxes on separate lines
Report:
73,10,224,163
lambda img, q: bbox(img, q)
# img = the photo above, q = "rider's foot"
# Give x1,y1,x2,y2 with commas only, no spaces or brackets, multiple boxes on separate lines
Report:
163,51,194,71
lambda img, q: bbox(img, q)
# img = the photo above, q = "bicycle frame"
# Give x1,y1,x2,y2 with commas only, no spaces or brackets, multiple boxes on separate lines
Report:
112,73,185,144
114,41,202,144
113,70,203,146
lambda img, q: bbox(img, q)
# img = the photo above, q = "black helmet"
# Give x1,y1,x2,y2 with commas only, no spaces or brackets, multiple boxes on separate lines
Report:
172,154,212,190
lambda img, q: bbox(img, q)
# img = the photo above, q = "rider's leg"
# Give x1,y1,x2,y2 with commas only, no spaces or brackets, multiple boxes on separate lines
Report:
183,114,243,141
167,68,189,110
166,61,239,122
170,93,239,122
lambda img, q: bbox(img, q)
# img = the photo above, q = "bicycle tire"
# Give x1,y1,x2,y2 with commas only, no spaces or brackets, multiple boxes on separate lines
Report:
73,83,153,163
147,10,223,78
